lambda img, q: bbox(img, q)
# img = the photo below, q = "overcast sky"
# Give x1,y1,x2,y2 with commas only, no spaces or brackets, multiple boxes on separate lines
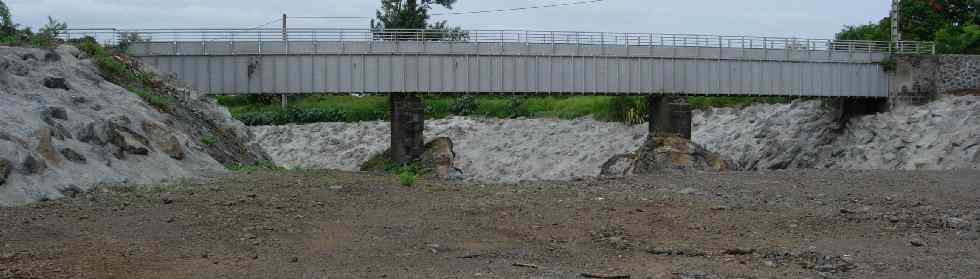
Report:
10,0,891,39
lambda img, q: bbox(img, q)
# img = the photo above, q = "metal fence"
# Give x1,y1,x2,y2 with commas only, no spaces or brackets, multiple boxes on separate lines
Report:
62,28,937,55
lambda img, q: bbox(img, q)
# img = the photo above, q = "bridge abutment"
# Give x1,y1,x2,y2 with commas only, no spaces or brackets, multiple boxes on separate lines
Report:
647,96,692,139
389,94,425,164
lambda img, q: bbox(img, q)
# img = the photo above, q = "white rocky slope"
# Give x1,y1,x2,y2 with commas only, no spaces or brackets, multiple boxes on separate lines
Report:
252,117,648,182
696,97,980,170
253,96,980,182
0,45,266,206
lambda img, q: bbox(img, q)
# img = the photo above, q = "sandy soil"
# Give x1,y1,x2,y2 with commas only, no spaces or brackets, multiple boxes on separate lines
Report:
2,169,979,278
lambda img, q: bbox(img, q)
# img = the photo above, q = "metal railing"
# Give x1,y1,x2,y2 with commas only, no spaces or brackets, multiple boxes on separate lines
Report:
61,28,938,55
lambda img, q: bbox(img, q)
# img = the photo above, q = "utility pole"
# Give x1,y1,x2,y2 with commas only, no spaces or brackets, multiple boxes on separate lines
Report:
281,13,288,110
891,0,901,41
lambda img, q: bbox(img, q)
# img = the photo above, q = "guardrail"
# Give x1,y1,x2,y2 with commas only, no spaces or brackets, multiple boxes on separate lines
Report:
61,28,937,55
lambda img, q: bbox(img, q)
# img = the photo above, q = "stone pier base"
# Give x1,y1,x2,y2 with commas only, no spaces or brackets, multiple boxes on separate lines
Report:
647,96,692,139
389,93,425,164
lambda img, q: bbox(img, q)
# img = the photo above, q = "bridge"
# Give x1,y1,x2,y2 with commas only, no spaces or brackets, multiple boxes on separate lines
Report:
69,28,933,98
65,28,936,164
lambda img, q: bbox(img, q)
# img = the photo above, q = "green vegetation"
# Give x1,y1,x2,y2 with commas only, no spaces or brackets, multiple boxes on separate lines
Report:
0,1,68,48
75,37,176,112
0,1,66,48
217,95,794,125
399,171,417,187
199,134,217,146
836,0,980,54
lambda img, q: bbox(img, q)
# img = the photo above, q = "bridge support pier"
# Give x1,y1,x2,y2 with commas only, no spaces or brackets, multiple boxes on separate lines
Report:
389,93,425,164
647,96,692,139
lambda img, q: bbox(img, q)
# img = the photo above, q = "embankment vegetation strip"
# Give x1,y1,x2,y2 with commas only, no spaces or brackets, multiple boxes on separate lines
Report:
217,95,795,125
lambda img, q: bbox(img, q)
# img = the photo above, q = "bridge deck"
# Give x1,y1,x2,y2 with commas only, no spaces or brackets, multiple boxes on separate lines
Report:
66,28,935,98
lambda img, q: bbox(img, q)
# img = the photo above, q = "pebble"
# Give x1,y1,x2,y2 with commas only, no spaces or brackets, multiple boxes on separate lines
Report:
960,231,979,241
910,239,926,247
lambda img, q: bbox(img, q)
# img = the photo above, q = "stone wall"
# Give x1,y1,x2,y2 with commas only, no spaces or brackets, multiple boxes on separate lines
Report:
893,54,980,106
937,55,980,95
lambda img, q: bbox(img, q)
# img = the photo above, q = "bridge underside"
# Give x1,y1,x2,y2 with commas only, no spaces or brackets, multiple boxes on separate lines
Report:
133,42,892,98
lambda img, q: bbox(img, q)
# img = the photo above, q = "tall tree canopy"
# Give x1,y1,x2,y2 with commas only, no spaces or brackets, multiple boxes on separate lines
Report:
0,0,14,33
372,0,457,30
836,0,980,54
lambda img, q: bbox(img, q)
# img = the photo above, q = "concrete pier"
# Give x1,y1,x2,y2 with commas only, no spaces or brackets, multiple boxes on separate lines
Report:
647,96,692,139
389,94,425,164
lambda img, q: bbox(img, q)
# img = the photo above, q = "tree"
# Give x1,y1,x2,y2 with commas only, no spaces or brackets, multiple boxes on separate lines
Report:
836,0,980,54
0,0,15,35
371,0,464,41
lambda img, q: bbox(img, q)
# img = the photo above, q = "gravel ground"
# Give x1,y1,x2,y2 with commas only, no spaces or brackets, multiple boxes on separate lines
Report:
2,169,978,278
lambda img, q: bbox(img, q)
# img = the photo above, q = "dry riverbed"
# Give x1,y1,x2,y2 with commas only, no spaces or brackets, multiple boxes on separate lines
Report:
2,169,979,278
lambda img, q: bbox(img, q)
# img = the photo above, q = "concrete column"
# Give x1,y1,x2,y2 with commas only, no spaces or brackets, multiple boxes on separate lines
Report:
389,93,425,164
647,96,692,139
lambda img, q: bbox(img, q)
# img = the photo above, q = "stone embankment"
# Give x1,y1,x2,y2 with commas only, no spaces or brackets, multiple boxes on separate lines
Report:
0,45,267,206
253,96,980,182
696,96,980,171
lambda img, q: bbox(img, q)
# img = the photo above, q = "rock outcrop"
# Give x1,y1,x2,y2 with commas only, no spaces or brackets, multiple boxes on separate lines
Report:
601,136,730,177
0,45,269,206
360,137,463,180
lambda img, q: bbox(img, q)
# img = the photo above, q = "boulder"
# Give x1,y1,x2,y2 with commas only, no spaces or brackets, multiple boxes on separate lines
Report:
422,137,459,180
21,155,47,175
77,122,110,146
600,154,638,177
109,128,151,157
60,148,87,164
0,159,11,185
44,106,68,120
633,136,730,172
42,76,70,90
142,120,186,160
361,137,464,180
159,135,187,160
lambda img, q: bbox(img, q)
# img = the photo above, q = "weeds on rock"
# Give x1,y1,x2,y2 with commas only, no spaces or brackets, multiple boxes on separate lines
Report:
199,134,217,146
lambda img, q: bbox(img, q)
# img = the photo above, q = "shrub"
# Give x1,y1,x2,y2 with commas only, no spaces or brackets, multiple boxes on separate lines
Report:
503,96,528,118
399,171,417,187
449,95,477,115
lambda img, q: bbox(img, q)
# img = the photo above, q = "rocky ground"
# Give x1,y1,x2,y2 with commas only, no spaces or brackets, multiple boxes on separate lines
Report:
1,169,978,278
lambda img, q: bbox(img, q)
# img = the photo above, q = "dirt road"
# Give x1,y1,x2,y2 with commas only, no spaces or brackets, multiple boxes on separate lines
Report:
2,169,979,278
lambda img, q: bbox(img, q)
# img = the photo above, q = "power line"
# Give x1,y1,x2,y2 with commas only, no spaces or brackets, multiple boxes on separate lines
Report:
250,17,282,29
430,0,608,16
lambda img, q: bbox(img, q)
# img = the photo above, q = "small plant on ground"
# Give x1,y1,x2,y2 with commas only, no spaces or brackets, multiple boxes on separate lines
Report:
399,170,417,187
